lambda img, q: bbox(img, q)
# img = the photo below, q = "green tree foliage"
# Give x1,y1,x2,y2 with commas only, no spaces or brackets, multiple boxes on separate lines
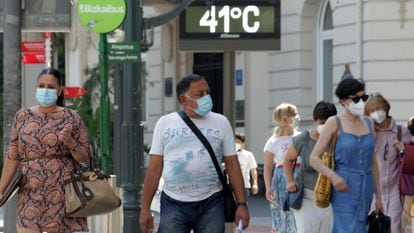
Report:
66,65,115,172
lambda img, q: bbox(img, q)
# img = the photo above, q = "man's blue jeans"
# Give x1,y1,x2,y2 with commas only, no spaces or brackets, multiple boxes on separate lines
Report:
158,191,225,233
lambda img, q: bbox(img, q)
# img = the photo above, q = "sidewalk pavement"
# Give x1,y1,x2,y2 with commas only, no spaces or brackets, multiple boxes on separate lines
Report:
244,195,271,233
244,218,271,233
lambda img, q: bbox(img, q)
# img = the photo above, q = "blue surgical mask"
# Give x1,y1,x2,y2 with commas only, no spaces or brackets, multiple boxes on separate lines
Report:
36,88,58,107
188,94,213,117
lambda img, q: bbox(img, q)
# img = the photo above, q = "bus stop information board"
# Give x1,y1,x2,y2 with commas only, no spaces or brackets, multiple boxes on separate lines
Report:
179,0,280,51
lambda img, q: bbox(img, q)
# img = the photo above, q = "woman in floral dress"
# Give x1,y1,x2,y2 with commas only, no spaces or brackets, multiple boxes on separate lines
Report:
264,103,299,233
0,68,91,233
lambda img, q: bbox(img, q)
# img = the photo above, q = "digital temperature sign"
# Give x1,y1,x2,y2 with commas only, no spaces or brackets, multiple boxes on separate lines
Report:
179,0,280,51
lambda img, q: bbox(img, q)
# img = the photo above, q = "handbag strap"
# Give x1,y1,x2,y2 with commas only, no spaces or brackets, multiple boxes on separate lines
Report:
398,125,402,141
292,131,308,176
177,111,228,188
329,116,340,168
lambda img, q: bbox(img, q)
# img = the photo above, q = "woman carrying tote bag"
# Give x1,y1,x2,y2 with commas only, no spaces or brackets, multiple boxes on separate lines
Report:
309,78,383,233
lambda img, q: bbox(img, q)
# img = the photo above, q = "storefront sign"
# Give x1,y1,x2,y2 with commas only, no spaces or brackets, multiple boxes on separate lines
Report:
64,87,88,98
22,53,45,64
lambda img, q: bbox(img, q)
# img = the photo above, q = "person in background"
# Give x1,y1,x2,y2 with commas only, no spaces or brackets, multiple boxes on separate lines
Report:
235,133,259,199
140,74,249,233
284,100,337,233
309,78,383,233
0,68,91,233
263,103,299,233
364,92,411,233
402,116,414,233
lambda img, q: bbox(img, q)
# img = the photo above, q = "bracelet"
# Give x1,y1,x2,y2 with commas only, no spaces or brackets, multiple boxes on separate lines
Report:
237,202,247,207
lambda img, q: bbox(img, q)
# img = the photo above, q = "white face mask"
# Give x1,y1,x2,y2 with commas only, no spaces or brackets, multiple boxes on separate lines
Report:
291,115,300,129
370,110,386,124
316,124,324,134
235,143,242,152
348,100,365,116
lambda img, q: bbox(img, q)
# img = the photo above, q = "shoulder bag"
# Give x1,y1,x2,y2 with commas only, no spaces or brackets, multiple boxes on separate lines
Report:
178,111,237,223
314,117,339,208
398,125,414,196
282,159,304,210
398,125,414,175
64,159,122,217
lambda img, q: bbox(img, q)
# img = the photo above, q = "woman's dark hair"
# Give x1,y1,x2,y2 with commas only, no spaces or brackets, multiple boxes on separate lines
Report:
407,116,414,136
176,74,205,103
313,100,337,121
235,133,245,143
334,78,365,100
38,68,64,107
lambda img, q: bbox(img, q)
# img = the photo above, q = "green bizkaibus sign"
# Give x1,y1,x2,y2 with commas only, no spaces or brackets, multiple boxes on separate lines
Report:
78,0,126,33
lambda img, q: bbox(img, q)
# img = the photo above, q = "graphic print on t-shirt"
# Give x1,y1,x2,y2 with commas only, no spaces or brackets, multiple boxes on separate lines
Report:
162,126,223,201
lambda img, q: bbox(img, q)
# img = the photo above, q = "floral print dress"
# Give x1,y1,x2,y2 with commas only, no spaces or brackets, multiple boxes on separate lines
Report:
7,107,91,233
264,135,297,233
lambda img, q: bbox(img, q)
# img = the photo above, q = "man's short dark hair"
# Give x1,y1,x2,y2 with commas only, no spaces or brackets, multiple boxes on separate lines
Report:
313,101,337,121
335,78,365,100
176,74,205,102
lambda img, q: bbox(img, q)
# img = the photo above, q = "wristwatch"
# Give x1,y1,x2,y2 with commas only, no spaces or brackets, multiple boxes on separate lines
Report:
237,202,247,207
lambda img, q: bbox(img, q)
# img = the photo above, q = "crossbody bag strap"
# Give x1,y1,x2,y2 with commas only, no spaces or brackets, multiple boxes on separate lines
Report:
177,111,228,187
294,131,310,184
398,125,402,141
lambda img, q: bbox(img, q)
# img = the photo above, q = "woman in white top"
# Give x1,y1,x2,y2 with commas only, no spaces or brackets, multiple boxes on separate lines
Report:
264,103,299,233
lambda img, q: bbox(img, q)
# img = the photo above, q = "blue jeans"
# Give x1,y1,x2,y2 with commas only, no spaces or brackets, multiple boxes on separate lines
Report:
158,191,225,233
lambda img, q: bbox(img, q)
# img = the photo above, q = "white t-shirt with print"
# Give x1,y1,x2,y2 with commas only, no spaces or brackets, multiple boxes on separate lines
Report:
150,111,236,202
237,149,258,188
263,135,293,167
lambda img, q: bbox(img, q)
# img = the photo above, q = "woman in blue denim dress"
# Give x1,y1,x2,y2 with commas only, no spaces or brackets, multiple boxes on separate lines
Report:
310,78,383,233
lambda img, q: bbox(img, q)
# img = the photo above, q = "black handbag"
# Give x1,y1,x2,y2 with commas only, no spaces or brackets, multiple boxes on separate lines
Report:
178,111,237,223
283,159,304,210
366,211,391,233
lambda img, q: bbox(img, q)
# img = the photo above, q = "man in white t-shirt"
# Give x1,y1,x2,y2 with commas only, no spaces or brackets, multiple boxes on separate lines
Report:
140,74,249,233
235,134,258,199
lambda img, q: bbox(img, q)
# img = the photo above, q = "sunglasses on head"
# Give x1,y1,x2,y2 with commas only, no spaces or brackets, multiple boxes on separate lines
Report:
349,94,369,103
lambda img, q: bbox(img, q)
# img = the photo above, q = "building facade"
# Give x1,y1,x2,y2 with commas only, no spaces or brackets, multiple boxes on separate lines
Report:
67,0,414,165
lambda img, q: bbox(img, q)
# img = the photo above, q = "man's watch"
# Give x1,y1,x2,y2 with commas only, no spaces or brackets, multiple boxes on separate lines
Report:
237,202,247,207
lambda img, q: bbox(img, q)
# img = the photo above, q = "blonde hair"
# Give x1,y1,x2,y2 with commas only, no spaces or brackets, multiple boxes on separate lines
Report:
272,103,297,136
364,92,390,116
